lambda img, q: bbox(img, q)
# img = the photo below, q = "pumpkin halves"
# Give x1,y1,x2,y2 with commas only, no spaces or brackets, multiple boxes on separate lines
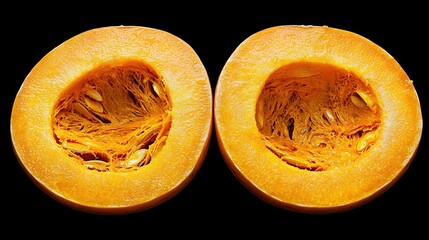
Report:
11,26,212,214
214,25,422,214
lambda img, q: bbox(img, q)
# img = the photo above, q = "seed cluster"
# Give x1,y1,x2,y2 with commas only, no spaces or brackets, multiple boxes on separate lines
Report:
52,61,172,172
256,63,381,171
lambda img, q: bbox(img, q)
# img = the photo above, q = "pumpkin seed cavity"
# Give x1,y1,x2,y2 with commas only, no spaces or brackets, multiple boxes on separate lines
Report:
256,62,381,171
52,61,172,172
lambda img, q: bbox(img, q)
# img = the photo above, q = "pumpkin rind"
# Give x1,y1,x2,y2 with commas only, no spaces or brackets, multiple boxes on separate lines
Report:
10,26,212,214
214,25,422,213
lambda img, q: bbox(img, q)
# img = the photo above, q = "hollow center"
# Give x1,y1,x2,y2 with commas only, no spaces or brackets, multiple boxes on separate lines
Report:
52,60,172,172
256,61,381,171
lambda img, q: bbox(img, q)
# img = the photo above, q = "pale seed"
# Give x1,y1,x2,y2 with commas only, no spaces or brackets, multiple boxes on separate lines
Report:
85,89,103,102
83,160,109,171
351,93,368,109
281,156,326,171
124,149,149,168
264,140,287,157
356,131,377,152
152,82,162,97
352,90,376,111
84,96,104,113
136,122,163,146
74,102,97,120
323,109,336,124
356,90,374,108
62,141,89,153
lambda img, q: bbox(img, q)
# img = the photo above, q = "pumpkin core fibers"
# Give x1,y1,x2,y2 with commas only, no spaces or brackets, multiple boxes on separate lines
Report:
11,26,213,214
214,25,422,214
52,60,172,172
257,61,381,171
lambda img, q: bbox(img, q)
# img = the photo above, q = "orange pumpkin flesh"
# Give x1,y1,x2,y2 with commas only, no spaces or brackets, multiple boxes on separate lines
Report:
214,25,423,214
10,26,212,214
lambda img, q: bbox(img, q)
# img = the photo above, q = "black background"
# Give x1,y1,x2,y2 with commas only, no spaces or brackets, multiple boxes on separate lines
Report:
3,4,428,238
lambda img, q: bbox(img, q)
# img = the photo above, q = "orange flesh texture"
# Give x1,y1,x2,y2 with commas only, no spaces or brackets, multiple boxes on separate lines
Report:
214,25,422,213
11,26,212,214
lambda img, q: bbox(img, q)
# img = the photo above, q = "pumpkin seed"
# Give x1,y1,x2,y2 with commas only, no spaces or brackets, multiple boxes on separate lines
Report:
152,82,162,97
323,109,336,124
83,160,109,171
352,90,376,112
74,102,97,120
84,96,104,113
62,141,89,153
281,156,327,171
351,93,368,109
85,89,103,102
124,149,149,168
356,131,377,152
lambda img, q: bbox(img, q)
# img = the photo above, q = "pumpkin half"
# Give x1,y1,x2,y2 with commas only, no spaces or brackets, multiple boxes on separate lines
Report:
214,25,423,214
10,26,212,214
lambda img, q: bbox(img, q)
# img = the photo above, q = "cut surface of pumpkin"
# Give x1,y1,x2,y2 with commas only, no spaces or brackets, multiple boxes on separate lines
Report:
10,26,212,214
214,25,422,214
